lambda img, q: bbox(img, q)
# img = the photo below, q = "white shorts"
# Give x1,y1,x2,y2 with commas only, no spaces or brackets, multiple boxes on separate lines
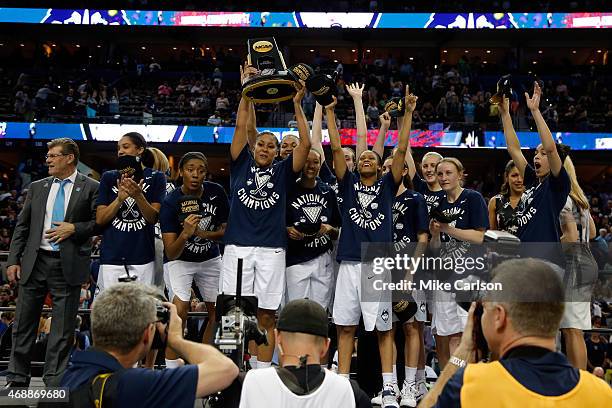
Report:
98,262,155,292
165,256,221,302
332,261,392,332
560,302,592,330
431,291,467,336
286,251,334,309
221,245,286,310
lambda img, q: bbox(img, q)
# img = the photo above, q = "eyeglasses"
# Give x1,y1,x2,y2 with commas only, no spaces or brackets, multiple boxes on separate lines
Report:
45,153,67,159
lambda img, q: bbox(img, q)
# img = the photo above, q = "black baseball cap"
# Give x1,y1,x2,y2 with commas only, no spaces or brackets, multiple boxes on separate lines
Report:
277,299,328,338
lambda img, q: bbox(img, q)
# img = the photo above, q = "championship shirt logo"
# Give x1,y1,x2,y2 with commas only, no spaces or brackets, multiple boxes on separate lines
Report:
303,206,322,224
199,215,212,232
393,212,399,225
348,184,385,231
357,192,376,217
238,167,280,210
111,182,151,232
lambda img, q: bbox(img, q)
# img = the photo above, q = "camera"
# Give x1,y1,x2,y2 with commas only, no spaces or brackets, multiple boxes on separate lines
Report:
214,259,267,370
156,304,170,325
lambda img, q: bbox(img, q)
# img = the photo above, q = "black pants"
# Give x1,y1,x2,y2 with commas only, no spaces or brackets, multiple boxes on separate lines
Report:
8,252,81,386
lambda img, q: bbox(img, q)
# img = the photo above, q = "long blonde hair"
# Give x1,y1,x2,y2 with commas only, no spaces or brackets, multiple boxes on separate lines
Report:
564,156,589,211
148,147,170,174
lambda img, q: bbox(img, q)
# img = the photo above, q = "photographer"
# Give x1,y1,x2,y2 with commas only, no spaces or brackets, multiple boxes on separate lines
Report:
60,283,238,407
419,258,612,407
239,299,371,408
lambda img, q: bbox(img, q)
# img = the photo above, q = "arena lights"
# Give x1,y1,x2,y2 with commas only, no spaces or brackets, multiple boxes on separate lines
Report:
486,50,491,53
0,9,611,29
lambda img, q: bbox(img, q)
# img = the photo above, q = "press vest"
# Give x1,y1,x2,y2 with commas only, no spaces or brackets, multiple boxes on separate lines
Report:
461,361,612,407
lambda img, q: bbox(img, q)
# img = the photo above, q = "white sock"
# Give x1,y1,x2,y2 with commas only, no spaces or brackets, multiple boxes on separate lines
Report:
165,358,182,369
250,356,258,369
404,366,417,385
392,365,398,384
382,372,394,386
258,361,272,369
416,368,425,383
339,373,350,378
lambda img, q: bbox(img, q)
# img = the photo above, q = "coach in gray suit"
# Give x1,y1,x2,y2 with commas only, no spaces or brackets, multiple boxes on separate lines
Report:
5,138,99,387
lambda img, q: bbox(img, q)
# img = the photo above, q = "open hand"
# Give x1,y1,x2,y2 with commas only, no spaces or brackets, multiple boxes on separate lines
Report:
121,177,144,198
45,221,76,244
346,83,364,99
525,81,542,112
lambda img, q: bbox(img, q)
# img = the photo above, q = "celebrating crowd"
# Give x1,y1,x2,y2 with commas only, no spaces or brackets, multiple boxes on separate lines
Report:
2,61,612,407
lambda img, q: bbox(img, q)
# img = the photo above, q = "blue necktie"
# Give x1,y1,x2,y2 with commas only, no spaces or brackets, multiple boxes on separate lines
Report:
50,179,70,250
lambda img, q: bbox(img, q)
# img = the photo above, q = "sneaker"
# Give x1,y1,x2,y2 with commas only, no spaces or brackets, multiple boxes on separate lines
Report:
381,386,400,408
371,383,400,406
416,380,428,401
400,382,418,407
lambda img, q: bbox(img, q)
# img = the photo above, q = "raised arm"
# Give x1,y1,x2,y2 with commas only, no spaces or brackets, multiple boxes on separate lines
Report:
311,102,325,160
499,96,528,177
392,86,417,185
373,111,390,158
346,83,367,160
326,97,346,181
291,84,312,173
526,82,562,177
246,99,258,150
397,113,417,180
231,96,250,161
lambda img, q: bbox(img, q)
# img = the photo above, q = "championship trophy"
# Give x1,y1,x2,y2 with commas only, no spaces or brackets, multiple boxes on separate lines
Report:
489,74,512,105
384,97,405,118
242,38,299,103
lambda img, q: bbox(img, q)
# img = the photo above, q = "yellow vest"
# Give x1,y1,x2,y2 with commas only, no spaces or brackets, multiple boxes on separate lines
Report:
461,361,612,407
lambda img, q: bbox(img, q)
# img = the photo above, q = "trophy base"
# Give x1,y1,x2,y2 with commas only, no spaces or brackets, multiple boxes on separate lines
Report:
242,74,297,104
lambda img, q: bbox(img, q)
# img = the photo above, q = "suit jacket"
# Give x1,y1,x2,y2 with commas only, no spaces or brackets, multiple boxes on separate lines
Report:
7,172,99,286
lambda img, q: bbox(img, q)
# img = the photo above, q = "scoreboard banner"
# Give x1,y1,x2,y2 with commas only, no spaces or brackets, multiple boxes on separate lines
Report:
1,121,610,150
0,9,610,29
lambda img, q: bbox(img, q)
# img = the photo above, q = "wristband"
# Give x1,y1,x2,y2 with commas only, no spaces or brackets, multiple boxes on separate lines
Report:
449,356,466,368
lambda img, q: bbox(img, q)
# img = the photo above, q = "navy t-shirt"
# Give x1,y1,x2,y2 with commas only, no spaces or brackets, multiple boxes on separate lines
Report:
436,188,489,260
319,161,342,207
412,175,446,214
97,167,166,265
393,189,430,251
286,179,342,266
515,166,570,243
159,182,229,263
224,145,298,248
61,348,197,408
337,171,398,262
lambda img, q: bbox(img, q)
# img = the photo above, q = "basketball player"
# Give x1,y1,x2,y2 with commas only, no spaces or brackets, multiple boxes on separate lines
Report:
381,158,430,407
159,152,229,368
221,71,311,369
487,160,524,234
96,132,166,290
286,149,341,308
330,85,418,408
559,155,598,370
429,157,489,370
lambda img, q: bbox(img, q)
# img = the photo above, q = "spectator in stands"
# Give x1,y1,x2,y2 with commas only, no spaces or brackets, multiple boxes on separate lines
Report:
366,101,379,128
421,258,612,407
212,67,223,88
191,80,204,95
207,111,222,126
215,91,230,114
5,138,99,387
86,91,98,119
60,283,238,406
158,82,173,100
109,88,120,115
0,312,14,337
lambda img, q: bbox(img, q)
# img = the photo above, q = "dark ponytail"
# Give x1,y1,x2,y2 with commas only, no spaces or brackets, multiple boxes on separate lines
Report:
122,132,155,168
